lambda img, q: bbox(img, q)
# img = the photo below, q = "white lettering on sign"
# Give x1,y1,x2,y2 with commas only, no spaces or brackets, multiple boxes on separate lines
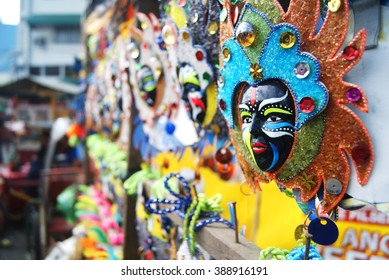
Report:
346,250,368,260
321,228,389,259
380,234,389,256
360,230,379,253
337,207,389,225
341,228,358,249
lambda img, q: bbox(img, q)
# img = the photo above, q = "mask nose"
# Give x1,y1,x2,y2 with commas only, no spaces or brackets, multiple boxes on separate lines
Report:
249,113,262,137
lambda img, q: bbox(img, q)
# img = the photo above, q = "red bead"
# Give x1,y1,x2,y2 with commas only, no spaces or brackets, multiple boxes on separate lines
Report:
170,103,178,110
203,156,215,169
196,50,204,61
215,147,232,164
299,97,315,113
194,170,201,181
342,46,359,61
219,99,226,110
216,162,234,180
351,145,370,163
142,42,148,50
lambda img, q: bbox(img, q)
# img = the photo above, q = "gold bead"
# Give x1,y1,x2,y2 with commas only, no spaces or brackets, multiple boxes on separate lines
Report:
182,30,190,42
208,21,218,35
222,47,230,62
328,0,341,12
156,67,162,77
280,32,296,49
162,25,176,46
140,20,148,30
128,42,139,59
236,22,256,47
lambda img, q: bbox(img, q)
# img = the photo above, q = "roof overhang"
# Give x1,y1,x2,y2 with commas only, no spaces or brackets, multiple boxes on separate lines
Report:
0,75,84,102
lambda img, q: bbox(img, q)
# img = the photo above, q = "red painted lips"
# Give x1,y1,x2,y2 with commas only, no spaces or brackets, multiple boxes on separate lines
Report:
189,96,205,111
251,142,267,154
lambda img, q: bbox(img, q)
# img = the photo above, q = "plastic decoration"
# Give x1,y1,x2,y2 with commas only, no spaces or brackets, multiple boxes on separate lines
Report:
145,173,234,259
218,0,373,216
57,185,124,260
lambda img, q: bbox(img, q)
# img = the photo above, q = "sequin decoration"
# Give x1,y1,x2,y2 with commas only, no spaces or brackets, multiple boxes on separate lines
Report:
294,224,305,241
141,20,148,30
249,63,263,80
299,97,315,113
325,178,342,195
280,32,296,48
208,22,219,35
203,72,211,82
182,30,191,42
223,47,231,62
156,67,162,77
294,62,310,79
217,74,225,88
328,0,341,12
346,87,362,102
196,51,204,61
351,145,370,163
128,42,139,59
162,25,176,46
342,46,359,60
219,99,226,110
236,21,256,47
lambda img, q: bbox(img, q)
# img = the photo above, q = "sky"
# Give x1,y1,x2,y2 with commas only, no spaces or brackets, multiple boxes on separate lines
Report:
0,0,20,25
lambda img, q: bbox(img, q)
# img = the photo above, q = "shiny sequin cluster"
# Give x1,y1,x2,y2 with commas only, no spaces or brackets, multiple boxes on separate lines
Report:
218,3,329,131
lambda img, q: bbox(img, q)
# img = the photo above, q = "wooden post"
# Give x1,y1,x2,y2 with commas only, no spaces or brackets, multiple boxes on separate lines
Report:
232,201,239,243
122,0,159,260
122,102,142,260
304,233,312,260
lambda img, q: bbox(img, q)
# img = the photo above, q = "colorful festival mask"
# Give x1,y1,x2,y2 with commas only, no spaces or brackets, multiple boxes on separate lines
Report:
161,0,220,129
129,13,167,125
218,0,374,216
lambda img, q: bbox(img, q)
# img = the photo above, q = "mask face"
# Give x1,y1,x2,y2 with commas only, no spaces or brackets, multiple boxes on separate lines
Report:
239,79,296,172
179,63,207,125
138,65,157,107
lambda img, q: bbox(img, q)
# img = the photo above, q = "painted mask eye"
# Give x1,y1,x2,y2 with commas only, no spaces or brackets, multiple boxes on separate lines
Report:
266,115,281,122
240,111,252,124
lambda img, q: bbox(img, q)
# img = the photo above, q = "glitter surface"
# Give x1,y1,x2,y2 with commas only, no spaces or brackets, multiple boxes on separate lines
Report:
218,0,373,214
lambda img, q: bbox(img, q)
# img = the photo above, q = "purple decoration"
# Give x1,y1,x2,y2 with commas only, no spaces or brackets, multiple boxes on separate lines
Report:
346,87,362,102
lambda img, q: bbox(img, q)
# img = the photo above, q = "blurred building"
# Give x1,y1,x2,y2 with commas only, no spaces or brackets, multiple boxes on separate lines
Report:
15,0,88,79
0,0,89,162
0,23,18,85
